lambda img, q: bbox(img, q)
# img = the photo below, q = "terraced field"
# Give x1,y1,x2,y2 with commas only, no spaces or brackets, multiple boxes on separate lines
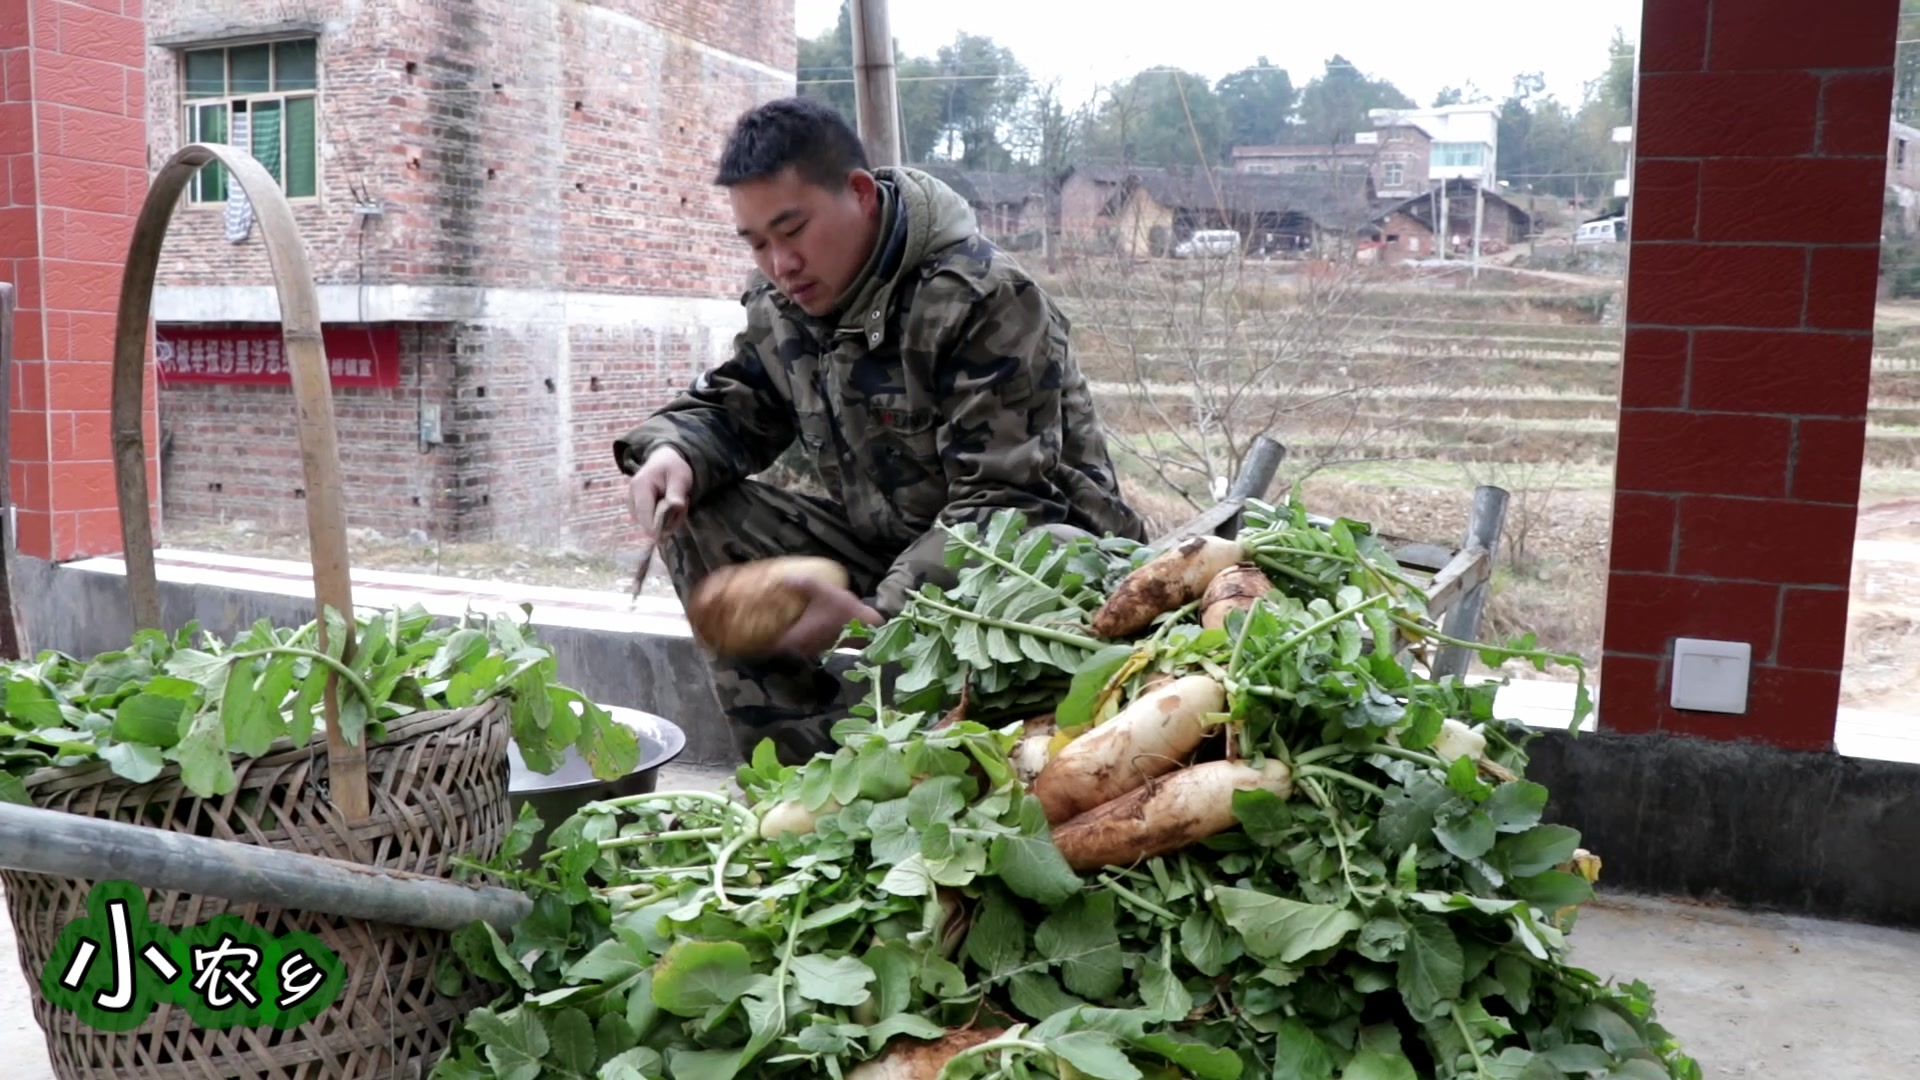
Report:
1040,261,1920,704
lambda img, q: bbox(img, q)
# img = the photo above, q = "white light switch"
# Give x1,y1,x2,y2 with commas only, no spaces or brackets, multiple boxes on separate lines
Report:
1669,638,1751,714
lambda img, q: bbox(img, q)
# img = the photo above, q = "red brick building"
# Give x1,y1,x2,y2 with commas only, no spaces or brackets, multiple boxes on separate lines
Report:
1230,121,1433,201
138,1,794,545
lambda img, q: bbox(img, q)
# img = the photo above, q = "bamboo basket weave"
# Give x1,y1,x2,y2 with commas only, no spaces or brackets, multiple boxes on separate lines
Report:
0,143,511,1078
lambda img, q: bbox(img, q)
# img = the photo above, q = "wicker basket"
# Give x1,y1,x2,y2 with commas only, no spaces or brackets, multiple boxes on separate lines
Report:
2,700,511,1078
0,142,513,1078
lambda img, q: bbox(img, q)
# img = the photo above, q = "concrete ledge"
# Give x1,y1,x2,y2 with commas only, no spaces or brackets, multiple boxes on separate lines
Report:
20,549,1920,930
1527,730,1920,930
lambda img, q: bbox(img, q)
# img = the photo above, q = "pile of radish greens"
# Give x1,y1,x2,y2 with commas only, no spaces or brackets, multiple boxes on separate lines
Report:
0,603,640,803
432,498,1701,1080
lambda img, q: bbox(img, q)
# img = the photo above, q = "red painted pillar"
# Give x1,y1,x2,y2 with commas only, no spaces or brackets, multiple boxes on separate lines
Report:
0,0,153,564
1603,0,1899,750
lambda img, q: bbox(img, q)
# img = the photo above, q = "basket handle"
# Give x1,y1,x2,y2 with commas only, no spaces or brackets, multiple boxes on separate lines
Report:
111,143,371,824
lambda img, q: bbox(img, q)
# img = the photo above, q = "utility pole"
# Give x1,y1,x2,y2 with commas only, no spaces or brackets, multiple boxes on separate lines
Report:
1471,179,1484,281
1529,188,1537,259
849,0,902,168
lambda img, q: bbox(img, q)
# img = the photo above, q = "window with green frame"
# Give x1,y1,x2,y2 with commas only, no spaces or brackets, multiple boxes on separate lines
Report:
183,39,319,204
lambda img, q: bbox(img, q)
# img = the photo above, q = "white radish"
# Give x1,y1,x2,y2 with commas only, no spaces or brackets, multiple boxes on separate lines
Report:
1091,535,1246,638
1199,563,1277,630
1032,674,1226,825
1052,758,1295,872
1430,719,1488,764
757,797,841,839
1011,733,1052,788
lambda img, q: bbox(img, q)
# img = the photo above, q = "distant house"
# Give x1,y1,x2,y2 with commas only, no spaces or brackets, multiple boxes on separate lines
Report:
1377,178,1534,253
922,166,1046,249
1367,104,1502,186
1056,163,1389,259
1889,121,1920,234
1231,121,1432,201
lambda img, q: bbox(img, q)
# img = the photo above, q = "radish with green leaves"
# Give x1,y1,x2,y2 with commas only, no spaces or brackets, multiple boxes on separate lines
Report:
1031,674,1226,824
1052,757,1295,871
1091,534,1246,638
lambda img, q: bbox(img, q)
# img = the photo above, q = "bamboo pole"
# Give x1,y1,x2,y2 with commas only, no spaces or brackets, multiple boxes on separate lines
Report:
0,801,530,933
111,143,369,823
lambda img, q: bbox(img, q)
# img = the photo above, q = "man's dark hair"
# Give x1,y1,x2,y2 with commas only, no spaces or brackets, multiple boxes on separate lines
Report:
714,96,870,189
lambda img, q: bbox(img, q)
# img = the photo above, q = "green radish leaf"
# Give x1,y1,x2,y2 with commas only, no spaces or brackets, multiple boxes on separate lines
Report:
1179,911,1234,977
1231,788,1295,845
1009,971,1085,1019
1342,1047,1418,1080
862,941,914,1022
1395,915,1465,1022
100,741,164,784
1050,1031,1141,1080
1540,1044,1615,1072
1055,645,1139,730
544,1008,597,1077
167,709,234,798
1497,824,1584,879
1485,780,1550,833
1272,1017,1335,1080
1213,888,1362,965
1140,947,1192,1022
965,889,1026,980
1510,870,1595,911
1034,893,1124,999
461,1007,548,1080
987,795,1082,905
1433,806,1498,861
1495,952,1535,1015
789,954,874,1007
878,854,935,897
111,692,188,748
5,678,65,729
0,773,28,805
864,1014,942,1055
1446,753,1493,801
650,941,755,1016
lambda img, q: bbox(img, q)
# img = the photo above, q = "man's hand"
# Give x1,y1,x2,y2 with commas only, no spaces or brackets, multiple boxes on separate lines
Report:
773,574,884,658
629,446,694,537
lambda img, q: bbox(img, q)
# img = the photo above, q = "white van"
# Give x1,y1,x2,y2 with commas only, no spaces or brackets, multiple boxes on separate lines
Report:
1174,229,1241,258
1575,218,1625,245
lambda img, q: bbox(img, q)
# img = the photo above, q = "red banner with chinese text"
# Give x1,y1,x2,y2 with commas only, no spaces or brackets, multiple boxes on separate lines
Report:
154,325,403,388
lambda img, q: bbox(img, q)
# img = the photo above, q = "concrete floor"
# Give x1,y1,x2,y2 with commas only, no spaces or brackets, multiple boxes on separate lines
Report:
0,769,1914,1079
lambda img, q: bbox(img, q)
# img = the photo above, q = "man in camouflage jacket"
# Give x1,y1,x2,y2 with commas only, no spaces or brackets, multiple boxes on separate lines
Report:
616,97,1145,764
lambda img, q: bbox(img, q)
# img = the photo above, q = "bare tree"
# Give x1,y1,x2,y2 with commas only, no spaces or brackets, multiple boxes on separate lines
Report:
1051,247,1469,512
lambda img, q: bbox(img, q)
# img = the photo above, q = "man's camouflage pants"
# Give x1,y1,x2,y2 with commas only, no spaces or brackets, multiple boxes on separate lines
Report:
658,479,901,767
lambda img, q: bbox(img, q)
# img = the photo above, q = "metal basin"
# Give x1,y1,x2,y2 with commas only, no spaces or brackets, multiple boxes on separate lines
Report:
507,703,687,865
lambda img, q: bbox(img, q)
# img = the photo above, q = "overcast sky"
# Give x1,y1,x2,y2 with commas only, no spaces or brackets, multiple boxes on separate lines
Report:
793,0,1646,115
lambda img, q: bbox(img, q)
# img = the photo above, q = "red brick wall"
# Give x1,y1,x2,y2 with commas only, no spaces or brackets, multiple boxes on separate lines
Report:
141,0,793,545
1602,0,1898,751
2,0,154,562
1058,173,1121,252
1375,209,1433,261
157,324,459,536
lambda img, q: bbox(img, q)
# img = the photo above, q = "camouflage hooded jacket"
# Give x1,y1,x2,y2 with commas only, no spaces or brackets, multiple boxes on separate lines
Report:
614,166,1146,617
